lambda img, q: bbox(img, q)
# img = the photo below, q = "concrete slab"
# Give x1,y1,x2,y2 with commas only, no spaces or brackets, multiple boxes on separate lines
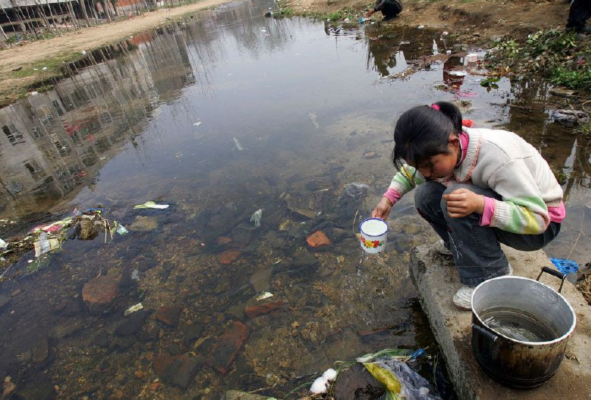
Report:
410,245,591,400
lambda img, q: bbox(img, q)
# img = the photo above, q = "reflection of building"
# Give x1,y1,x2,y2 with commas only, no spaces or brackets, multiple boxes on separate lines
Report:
0,26,194,218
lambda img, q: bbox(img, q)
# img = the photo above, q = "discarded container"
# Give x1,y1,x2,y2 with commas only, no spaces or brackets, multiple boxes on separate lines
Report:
0,239,7,250
466,53,478,63
359,218,388,253
34,232,60,257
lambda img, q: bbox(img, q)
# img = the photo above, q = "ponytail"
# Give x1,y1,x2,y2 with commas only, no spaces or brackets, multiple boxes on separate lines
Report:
432,101,463,133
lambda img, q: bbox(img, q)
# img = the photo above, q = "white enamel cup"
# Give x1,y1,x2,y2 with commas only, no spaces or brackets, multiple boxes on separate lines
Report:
359,218,389,253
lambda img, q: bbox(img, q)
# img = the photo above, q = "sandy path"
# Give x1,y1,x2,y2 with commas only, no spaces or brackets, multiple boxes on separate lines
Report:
0,0,233,104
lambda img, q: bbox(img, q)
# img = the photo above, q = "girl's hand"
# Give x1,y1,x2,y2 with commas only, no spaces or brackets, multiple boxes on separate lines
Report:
371,197,393,220
365,10,374,18
442,188,484,218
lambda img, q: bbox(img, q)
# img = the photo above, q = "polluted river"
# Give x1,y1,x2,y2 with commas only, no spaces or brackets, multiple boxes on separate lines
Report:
1,0,591,399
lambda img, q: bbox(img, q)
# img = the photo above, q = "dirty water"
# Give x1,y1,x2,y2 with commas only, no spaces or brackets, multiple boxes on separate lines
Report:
0,0,590,398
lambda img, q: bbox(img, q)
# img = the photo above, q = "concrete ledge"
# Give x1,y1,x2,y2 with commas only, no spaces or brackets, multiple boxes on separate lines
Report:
410,245,591,400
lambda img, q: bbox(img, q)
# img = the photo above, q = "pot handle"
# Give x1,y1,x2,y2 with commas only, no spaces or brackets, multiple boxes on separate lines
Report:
472,323,498,343
536,267,566,293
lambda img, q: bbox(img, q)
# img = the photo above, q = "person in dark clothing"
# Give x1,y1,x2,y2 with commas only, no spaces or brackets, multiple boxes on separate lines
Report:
365,0,403,22
566,0,591,34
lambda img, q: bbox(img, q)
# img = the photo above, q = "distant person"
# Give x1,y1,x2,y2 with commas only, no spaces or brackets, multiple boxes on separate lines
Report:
371,102,564,310
566,0,591,34
365,0,403,22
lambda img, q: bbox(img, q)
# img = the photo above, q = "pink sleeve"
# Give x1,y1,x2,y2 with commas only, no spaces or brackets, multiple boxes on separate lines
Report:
383,188,402,205
548,202,566,223
480,196,496,226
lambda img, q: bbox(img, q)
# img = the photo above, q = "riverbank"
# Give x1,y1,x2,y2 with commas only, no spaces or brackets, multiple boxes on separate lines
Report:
294,0,569,40
0,0,233,106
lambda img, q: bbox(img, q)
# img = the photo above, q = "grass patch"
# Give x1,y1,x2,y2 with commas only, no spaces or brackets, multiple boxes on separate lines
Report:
486,29,591,91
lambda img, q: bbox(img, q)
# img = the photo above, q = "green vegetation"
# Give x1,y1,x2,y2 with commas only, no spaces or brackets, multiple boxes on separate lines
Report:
487,29,591,91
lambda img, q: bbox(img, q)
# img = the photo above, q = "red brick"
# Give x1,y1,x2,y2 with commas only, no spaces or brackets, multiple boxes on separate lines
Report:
306,231,331,248
210,321,248,374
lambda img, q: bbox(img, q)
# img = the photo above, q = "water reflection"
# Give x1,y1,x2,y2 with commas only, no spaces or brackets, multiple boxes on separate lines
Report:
0,0,590,398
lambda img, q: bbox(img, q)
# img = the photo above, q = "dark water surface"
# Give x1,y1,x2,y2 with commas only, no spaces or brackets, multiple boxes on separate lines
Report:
1,0,590,398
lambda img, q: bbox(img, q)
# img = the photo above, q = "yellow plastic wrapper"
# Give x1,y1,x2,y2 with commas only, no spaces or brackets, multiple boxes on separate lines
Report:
363,362,402,396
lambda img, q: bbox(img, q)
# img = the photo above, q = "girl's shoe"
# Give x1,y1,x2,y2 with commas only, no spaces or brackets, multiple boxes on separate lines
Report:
452,286,474,310
432,239,452,256
453,265,513,310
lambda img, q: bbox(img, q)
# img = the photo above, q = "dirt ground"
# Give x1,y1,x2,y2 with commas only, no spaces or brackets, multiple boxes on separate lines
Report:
0,0,573,105
296,0,570,37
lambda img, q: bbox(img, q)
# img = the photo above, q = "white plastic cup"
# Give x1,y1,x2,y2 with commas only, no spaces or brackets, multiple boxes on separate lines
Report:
359,218,389,253
466,53,478,63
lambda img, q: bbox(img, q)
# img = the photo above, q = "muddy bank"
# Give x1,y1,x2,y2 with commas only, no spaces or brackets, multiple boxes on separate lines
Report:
294,0,569,40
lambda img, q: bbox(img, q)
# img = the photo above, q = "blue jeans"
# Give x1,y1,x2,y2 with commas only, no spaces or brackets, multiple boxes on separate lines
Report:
414,182,561,287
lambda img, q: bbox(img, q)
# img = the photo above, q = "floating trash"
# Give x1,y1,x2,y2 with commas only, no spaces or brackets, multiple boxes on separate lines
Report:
114,222,129,235
308,112,319,128
134,201,169,210
193,121,202,126
34,232,61,257
124,303,143,316
131,269,140,281
256,292,273,301
233,137,244,151
250,209,263,227
0,239,7,250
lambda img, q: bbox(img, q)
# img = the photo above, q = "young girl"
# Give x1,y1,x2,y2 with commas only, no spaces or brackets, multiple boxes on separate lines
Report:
372,101,565,310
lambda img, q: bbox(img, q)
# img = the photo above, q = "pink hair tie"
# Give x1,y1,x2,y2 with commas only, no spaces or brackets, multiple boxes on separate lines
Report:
431,104,440,111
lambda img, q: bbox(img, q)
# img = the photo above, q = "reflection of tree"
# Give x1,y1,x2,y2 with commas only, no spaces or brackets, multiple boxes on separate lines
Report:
364,27,399,77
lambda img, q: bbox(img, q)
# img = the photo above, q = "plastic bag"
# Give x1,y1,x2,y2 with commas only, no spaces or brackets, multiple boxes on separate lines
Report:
374,358,441,400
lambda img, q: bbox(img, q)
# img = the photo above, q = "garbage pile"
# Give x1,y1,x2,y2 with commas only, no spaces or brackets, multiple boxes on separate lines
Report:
0,201,170,281
309,348,442,400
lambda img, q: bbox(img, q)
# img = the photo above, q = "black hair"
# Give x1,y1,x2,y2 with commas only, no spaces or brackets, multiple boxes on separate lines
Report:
392,101,463,170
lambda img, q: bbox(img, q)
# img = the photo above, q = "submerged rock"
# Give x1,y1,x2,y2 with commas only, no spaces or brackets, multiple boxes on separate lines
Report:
82,275,121,313
130,216,158,232
306,231,332,249
0,295,11,314
244,296,285,318
232,224,259,244
115,309,151,336
14,380,56,400
225,391,270,400
183,323,204,344
155,305,182,327
333,183,369,225
32,338,50,364
210,321,248,374
333,363,385,400
153,352,204,389
219,249,242,264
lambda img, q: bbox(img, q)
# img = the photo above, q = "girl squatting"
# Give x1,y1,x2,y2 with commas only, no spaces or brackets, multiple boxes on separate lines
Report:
372,102,565,310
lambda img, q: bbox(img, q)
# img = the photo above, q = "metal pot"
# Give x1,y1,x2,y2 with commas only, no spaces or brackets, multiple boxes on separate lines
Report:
471,267,577,389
